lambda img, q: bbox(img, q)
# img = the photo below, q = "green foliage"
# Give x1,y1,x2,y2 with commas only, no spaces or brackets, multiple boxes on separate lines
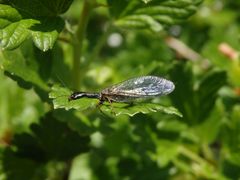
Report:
1,112,89,179
0,43,49,91
170,62,227,124
1,0,240,179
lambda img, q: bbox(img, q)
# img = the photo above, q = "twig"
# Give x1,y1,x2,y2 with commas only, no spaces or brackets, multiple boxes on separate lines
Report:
165,36,202,61
218,42,239,60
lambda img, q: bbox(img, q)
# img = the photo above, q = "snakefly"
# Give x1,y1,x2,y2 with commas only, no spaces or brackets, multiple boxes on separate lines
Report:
68,76,175,105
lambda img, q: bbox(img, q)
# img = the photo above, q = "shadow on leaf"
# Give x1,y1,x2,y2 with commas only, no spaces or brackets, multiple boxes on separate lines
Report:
1,112,90,179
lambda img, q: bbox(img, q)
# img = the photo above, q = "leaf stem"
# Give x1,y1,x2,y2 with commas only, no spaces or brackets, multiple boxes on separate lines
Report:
72,0,95,89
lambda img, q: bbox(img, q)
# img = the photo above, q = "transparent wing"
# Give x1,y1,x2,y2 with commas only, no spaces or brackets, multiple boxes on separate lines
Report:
101,76,175,101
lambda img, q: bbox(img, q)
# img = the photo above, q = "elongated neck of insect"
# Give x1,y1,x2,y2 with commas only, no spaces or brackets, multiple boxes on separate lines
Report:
84,92,100,98
69,92,100,101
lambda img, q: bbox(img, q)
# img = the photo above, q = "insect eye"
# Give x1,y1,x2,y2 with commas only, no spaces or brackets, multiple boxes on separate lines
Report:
68,94,74,101
69,92,86,101
69,92,79,101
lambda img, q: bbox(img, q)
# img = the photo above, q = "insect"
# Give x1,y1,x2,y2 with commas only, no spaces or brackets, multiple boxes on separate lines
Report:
68,76,175,105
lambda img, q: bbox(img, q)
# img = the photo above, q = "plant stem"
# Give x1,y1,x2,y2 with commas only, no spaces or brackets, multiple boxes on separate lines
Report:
72,0,95,89
179,146,206,165
90,23,112,62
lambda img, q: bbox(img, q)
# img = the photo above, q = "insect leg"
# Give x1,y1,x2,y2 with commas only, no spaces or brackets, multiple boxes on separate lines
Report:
105,97,116,115
96,96,116,115
96,97,105,115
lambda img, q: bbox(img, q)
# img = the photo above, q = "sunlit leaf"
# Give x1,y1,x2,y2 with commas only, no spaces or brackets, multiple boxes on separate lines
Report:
49,85,182,117
101,103,182,117
108,0,202,32
0,4,65,51
142,0,152,3
0,19,39,50
49,85,98,111
0,4,22,28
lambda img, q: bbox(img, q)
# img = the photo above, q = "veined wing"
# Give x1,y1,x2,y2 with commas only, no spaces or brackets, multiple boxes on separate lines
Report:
101,76,175,100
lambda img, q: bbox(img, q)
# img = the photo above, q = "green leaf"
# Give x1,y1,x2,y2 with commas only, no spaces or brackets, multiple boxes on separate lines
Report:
107,0,130,18
222,158,240,180
142,0,152,3
53,109,94,135
169,62,226,125
31,18,64,52
12,112,90,159
8,0,73,17
222,105,240,153
197,70,227,121
169,62,195,124
191,99,224,144
49,85,99,111
0,41,50,92
108,0,202,32
0,4,22,28
101,103,182,117
115,15,163,32
1,148,39,180
0,19,39,50
157,119,188,132
0,4,65,51
134,5,197,18
29,113,90,159
69,154,95,180
151,140,180,167
49,85,182,117
0,71,45,135
1,112,90,179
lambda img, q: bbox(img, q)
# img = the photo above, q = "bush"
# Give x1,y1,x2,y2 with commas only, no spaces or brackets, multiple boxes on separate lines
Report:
0,0,240,179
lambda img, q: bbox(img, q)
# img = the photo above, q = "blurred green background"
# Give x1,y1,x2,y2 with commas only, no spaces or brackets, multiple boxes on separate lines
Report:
0,0,240,179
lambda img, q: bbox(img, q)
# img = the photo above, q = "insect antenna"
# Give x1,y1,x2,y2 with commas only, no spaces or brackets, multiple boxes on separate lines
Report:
51,73,72,99
55,74,68,88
